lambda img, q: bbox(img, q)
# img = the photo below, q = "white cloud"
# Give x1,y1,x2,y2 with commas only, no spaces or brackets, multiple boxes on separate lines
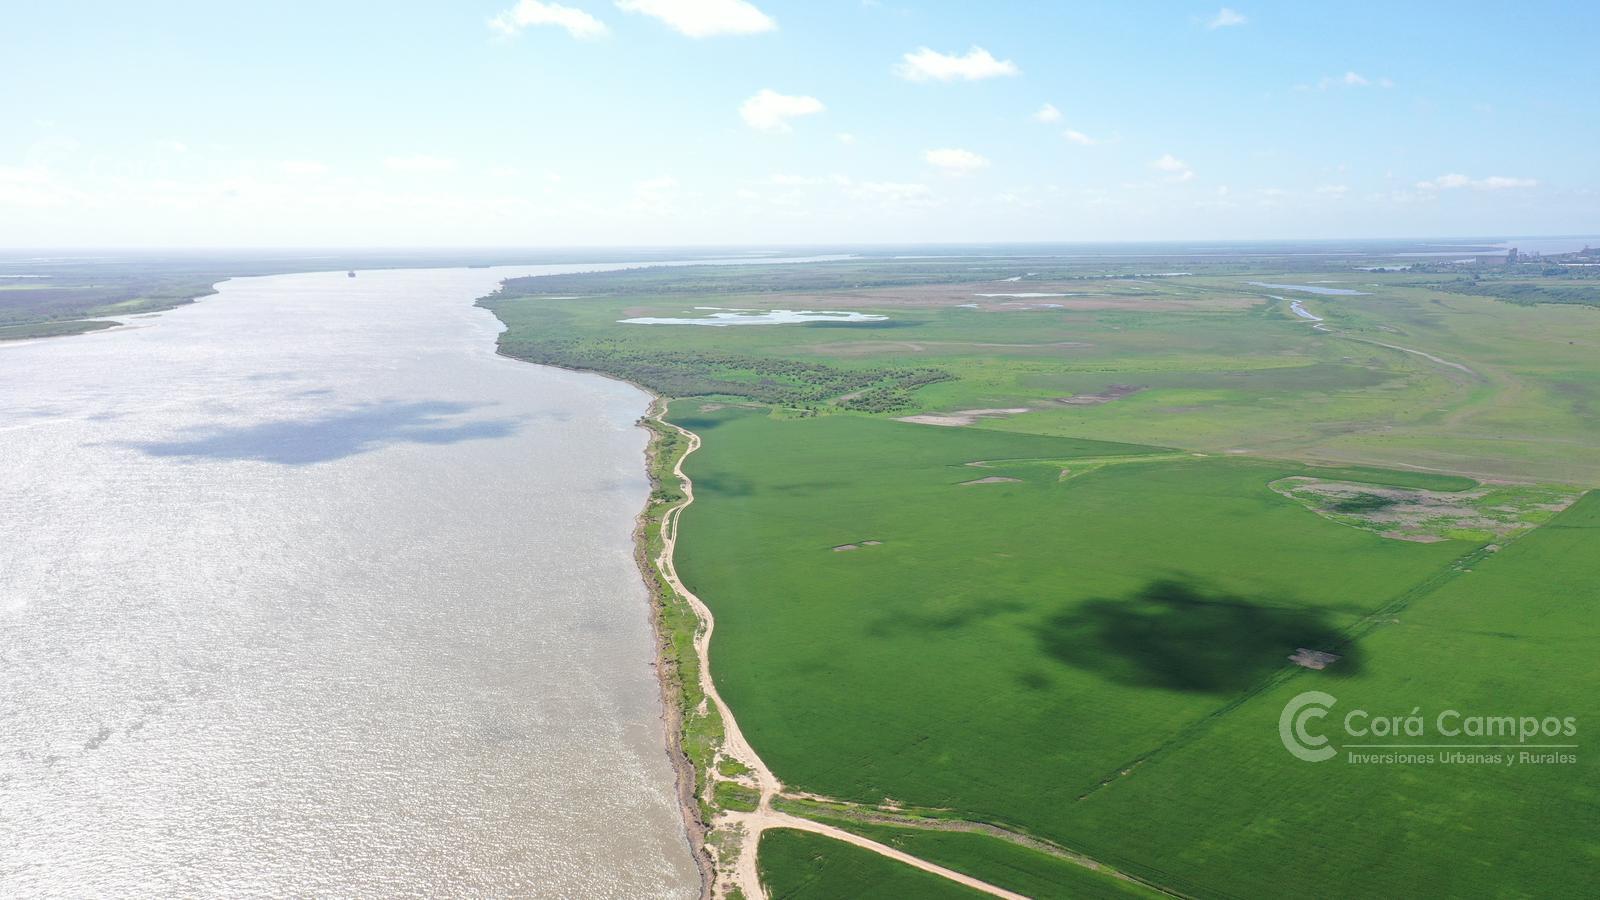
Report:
739,89,824,133
161,140,190,154
384,155,457,173
1313,71,1393,90
1152,153,1194,182
0,165,80,209
616,0,775,37
853,181,936,206
1032,103,1062,124
632,175,681,214
280,160,330,176
1063,129,1096,146
1478,175,1537,190
835,132,857,145
769,173,850,186
896,46,1019,82
1316,184,1350,197
489,1,609,39
1415,173,1538,191
1206,7,1248,28
925,147,990,175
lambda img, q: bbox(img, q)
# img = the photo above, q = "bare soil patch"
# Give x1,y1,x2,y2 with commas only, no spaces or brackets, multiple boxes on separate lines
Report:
960,476,1023,486
1289,648,1342,670
1271,476,1580,542
1055,384,1146,406
833,540,883,551
897,407,1032,427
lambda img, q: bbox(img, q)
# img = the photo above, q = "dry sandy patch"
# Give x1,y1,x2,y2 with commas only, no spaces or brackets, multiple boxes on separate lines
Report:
897,407,1032,427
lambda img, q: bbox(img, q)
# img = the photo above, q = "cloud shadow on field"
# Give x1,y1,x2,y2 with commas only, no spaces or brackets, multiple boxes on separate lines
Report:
869,596,1030,638
1035,579,1362,694
122,400,521,465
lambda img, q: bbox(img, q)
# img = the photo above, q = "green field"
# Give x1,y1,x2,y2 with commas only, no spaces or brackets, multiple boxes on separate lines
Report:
483,251,1600,898
485,260,1600,484
771,813,1161,899
758,829,983,900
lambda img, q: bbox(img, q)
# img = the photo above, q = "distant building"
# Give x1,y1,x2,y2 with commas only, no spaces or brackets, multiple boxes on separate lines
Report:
1507,247,1519,264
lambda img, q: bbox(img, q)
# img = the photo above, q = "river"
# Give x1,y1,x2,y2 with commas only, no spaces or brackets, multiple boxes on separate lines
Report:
0,265,701,897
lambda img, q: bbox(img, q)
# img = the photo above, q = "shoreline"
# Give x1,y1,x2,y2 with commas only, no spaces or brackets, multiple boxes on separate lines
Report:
481,343,716,896
487,352,1076,900
480,290,1136,900
634,396,718,898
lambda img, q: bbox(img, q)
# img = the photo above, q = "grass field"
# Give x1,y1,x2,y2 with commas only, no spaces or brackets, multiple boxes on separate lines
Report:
758,829,983,900
772,812,1161,899
484,252,1600,898
1033,493,1600,897
668,408,1507,881
486,260,1600,483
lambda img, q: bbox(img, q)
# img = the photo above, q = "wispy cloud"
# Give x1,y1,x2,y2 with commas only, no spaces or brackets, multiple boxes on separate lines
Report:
835,132,857,145
384,155,457,173
1415,173,1537,191
1063,129,1097,146
739,89,824,133
1309,71,1394,90
1152,153,1194,182
0,165,81,209
632,175,681,214
768,173,850,186
616,0,775,37
896,46,1019,82
1032,103,1062,124
489,1,609,39
1206,7,1247,28
853,181,938,207
925,147,990,175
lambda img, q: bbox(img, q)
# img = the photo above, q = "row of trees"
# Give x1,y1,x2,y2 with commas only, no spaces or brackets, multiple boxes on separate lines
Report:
497,334,952,411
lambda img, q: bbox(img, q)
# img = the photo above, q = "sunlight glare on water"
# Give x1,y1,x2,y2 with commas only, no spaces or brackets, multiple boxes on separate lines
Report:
0,267,698,898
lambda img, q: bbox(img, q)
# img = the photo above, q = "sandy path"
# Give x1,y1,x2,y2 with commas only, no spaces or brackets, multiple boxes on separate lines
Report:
651,411,1024,900
1268,291,1476,376
1345,335,1477,376
722,808,1028,900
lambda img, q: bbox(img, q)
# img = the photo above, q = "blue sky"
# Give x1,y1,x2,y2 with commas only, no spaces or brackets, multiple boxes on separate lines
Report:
2,0,1595,246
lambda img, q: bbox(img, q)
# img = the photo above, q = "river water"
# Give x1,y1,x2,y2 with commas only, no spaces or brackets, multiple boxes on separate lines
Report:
0,266,699,897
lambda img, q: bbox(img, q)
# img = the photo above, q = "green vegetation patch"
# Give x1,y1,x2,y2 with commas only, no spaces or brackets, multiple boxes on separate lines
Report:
670,406,1475,863
1040,493,1600,898
0,319,121,340
485,296,951,411
757,829,983,900
785,812,1159,899
1435,277,1600,308
712,780,760,813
